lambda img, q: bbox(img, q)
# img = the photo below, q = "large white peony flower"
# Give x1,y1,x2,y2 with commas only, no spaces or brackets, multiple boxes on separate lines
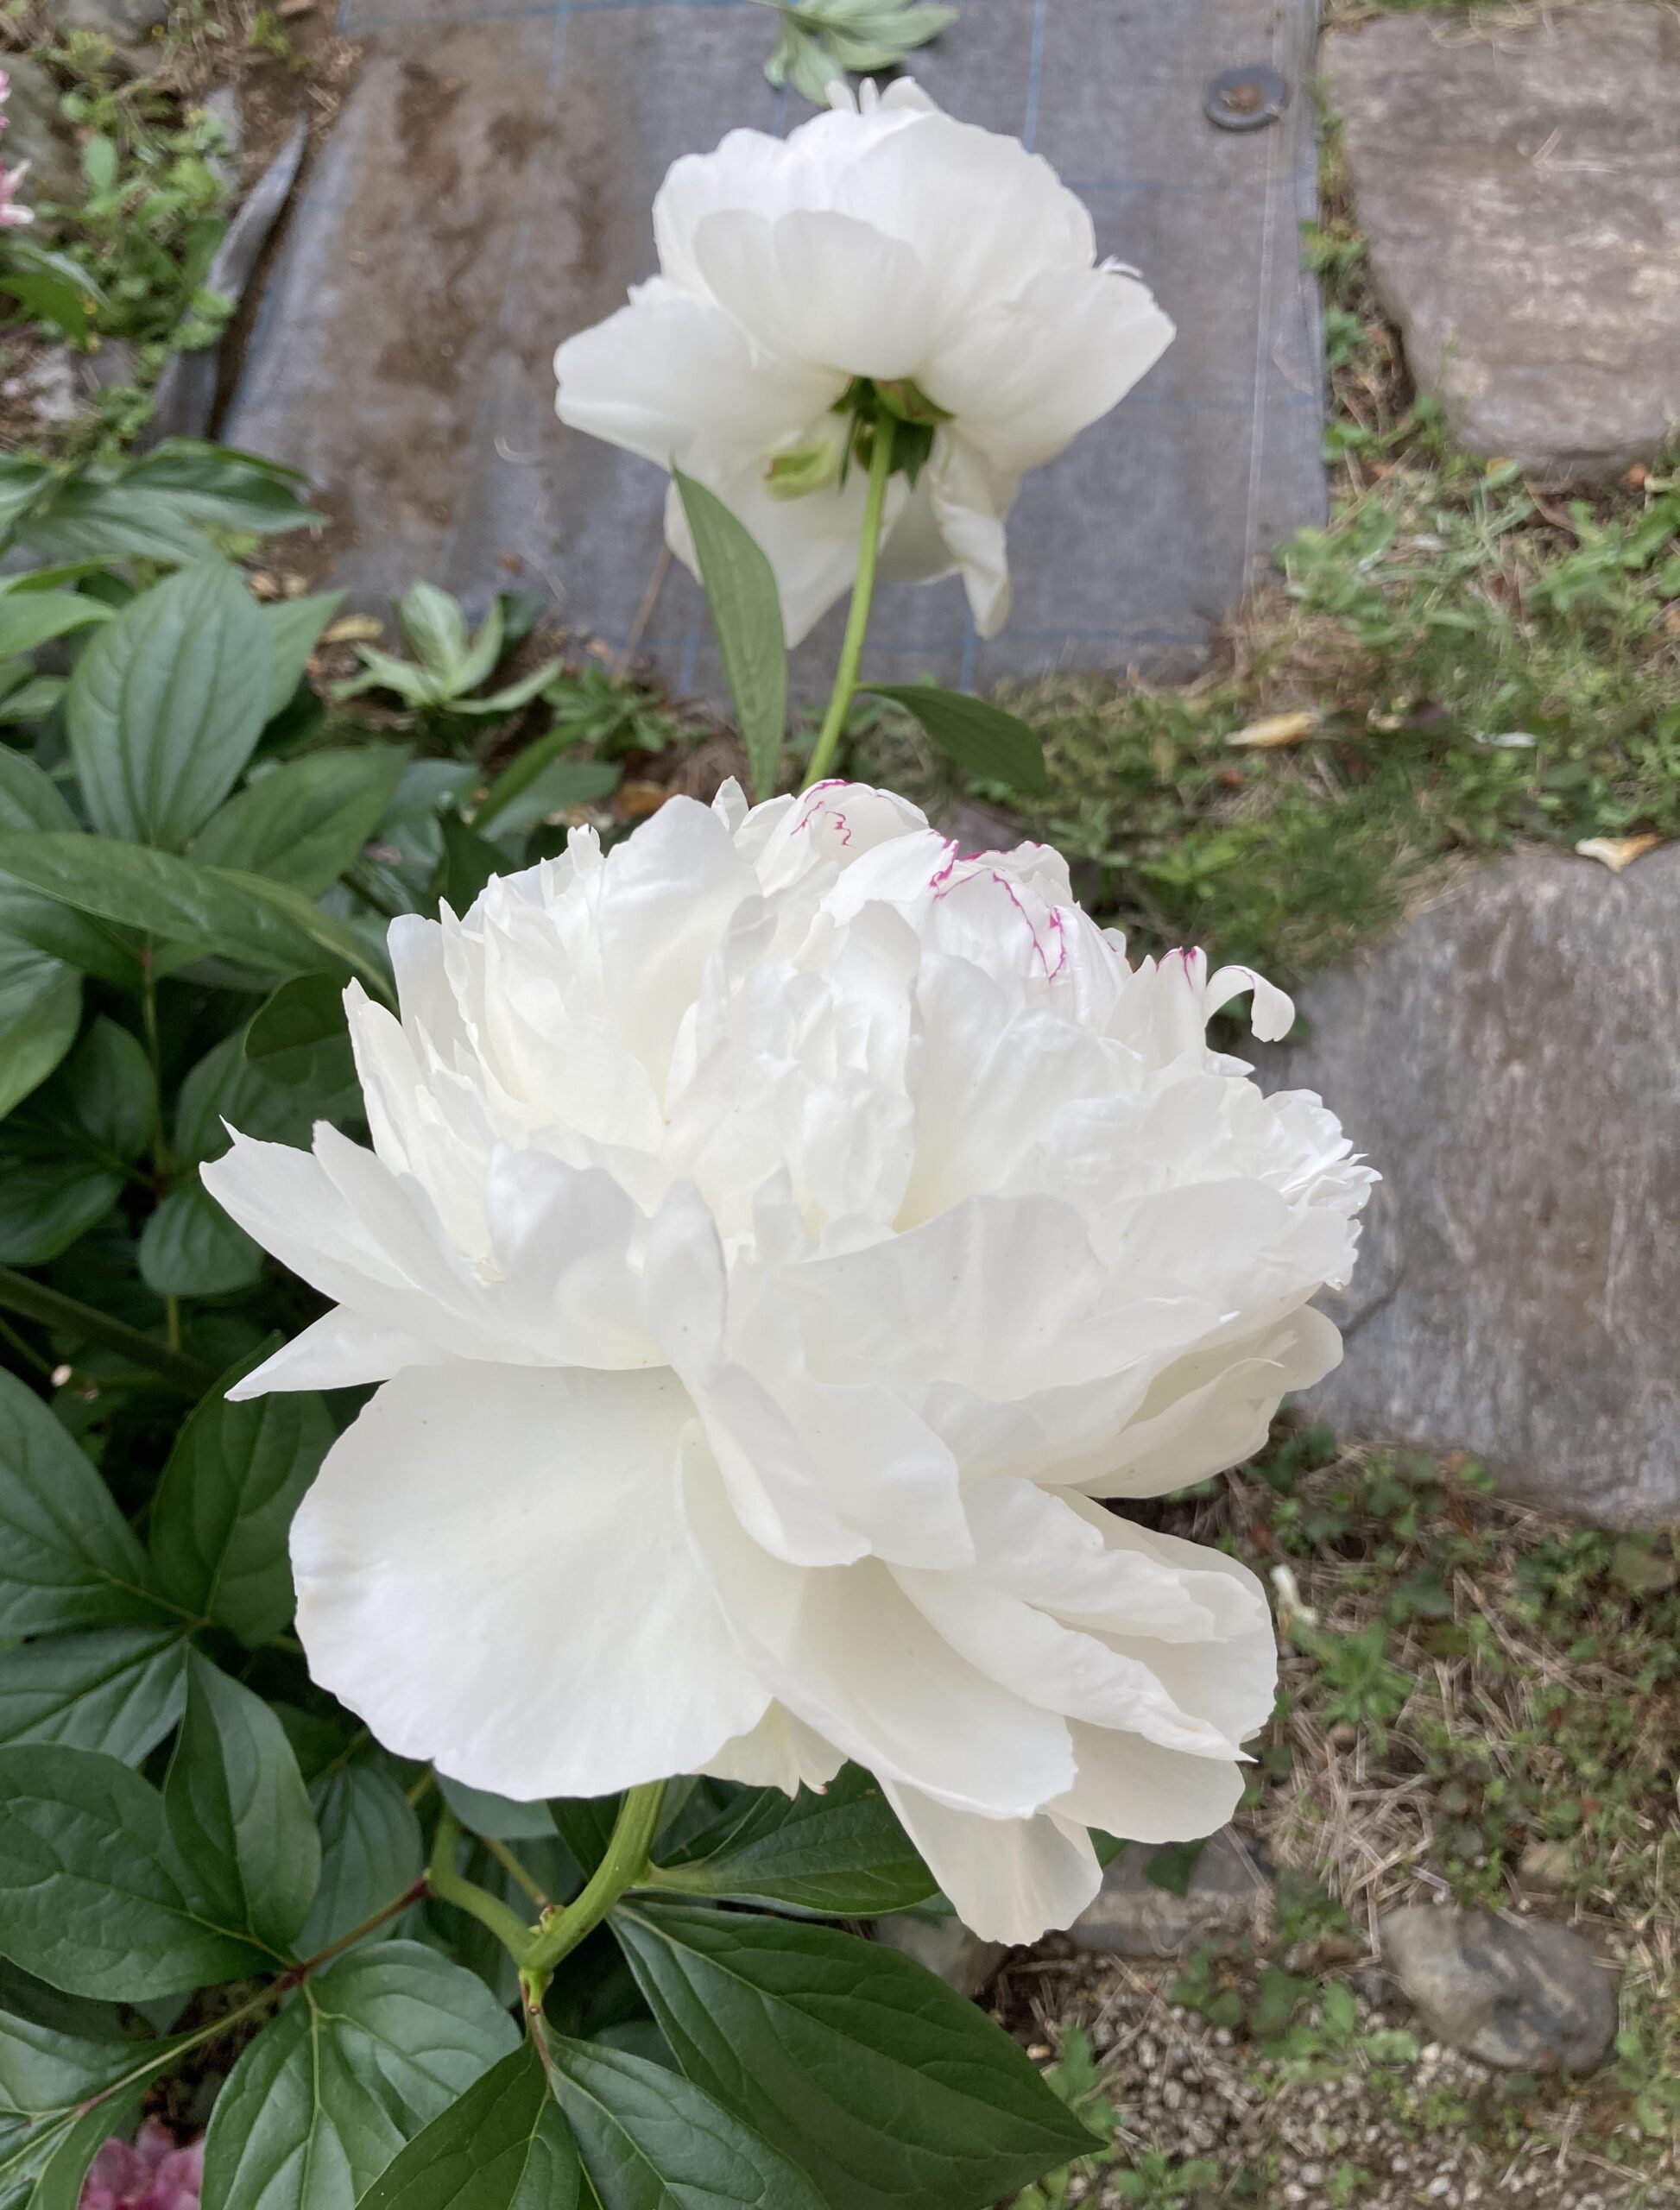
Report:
205,783,1373,1943
553,82,1174,647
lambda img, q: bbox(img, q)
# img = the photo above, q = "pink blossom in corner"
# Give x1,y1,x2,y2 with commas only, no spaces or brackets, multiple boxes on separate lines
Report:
79,2120,205,2210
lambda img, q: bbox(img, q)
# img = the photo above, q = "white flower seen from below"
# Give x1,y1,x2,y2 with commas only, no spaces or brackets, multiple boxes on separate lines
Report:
553,80,1174,646
205,784,1374,1944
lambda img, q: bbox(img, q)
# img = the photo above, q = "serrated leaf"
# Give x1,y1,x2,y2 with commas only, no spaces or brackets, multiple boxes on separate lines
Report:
0,834,392,998
353,2044,580,2210
612,1902,1093,2210
546,2032,824,2210
0,939,79,1121
191,749,407,895
138,1180,265,1299
163,1652,320,1954
673,470,786,801
201,1944,519,2210
296,1765,423,1958
66,563,273,849
0,1370,166,1636
0,1629,187,1764
655,1766,937,1916
0,1744,273,1998
147,1343,333,1648
860,684,1045,792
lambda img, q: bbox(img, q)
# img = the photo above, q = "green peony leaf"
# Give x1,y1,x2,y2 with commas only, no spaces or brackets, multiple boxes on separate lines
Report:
860,683,1045,792
201,1944,520,2210
546,2033,824,2210
138,1182,265,1300
0,834,392,1000
0,2008,155,2210
191,749,407,896
66,562,273,850
0,1743,275,1998
0,1370,167,1636
262,593,345,719
353,2044,580,2210
147,1342,333,1648
245,978,356,1096
296,1765,424,1958
0,938,79,1123
673,470,787,803
0,1629,187,1765
654,1765,937,1916
611,1901,1094,2210
162,1651,321,1954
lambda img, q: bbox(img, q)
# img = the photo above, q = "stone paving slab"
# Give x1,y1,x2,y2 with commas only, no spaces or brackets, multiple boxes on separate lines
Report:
1323,2,1680,485
223,0,1326,693
1256,848,1680,1532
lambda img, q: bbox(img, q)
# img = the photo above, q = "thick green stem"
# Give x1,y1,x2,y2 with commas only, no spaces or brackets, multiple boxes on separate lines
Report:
0,1264,214,1395
427,1808,537,1962
518,1782,665,2015
802,419,897,790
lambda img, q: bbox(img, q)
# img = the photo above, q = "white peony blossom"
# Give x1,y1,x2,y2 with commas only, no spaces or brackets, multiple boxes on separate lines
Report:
205,784,1373,1944
553,81,1174,647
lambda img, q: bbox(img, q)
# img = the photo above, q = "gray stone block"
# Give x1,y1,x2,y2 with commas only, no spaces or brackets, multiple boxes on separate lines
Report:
1255,848,1680,1530
1068,1832,1273,1959
1323,3,1680,484
1380,1905,1619,2074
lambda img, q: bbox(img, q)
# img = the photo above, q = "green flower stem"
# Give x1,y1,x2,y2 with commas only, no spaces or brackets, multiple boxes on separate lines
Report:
427,1807,537,1962
802,417,897,791
0,1263,214,1396
518,1780,666,2015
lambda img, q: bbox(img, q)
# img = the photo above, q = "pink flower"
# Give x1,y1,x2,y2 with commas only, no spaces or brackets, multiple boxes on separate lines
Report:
79,2121,205,2210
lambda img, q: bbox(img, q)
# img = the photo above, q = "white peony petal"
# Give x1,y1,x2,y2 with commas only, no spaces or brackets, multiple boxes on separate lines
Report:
682,1441,1075,1818
291,1365,769,1798
923,265,1174,475
554,283,843,471
225,1309,443,1399
690,209,936,380
1052,1722,1247,1844
700,1704,843,1793
881,1784,1101,1946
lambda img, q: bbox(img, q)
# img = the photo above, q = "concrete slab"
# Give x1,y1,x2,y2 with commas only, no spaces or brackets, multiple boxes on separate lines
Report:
224,0,1327,692
1324,3,1680,485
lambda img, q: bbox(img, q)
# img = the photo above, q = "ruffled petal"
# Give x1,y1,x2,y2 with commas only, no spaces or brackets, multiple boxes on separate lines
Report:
882,1784,1101,1946
291,1365,769,1798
